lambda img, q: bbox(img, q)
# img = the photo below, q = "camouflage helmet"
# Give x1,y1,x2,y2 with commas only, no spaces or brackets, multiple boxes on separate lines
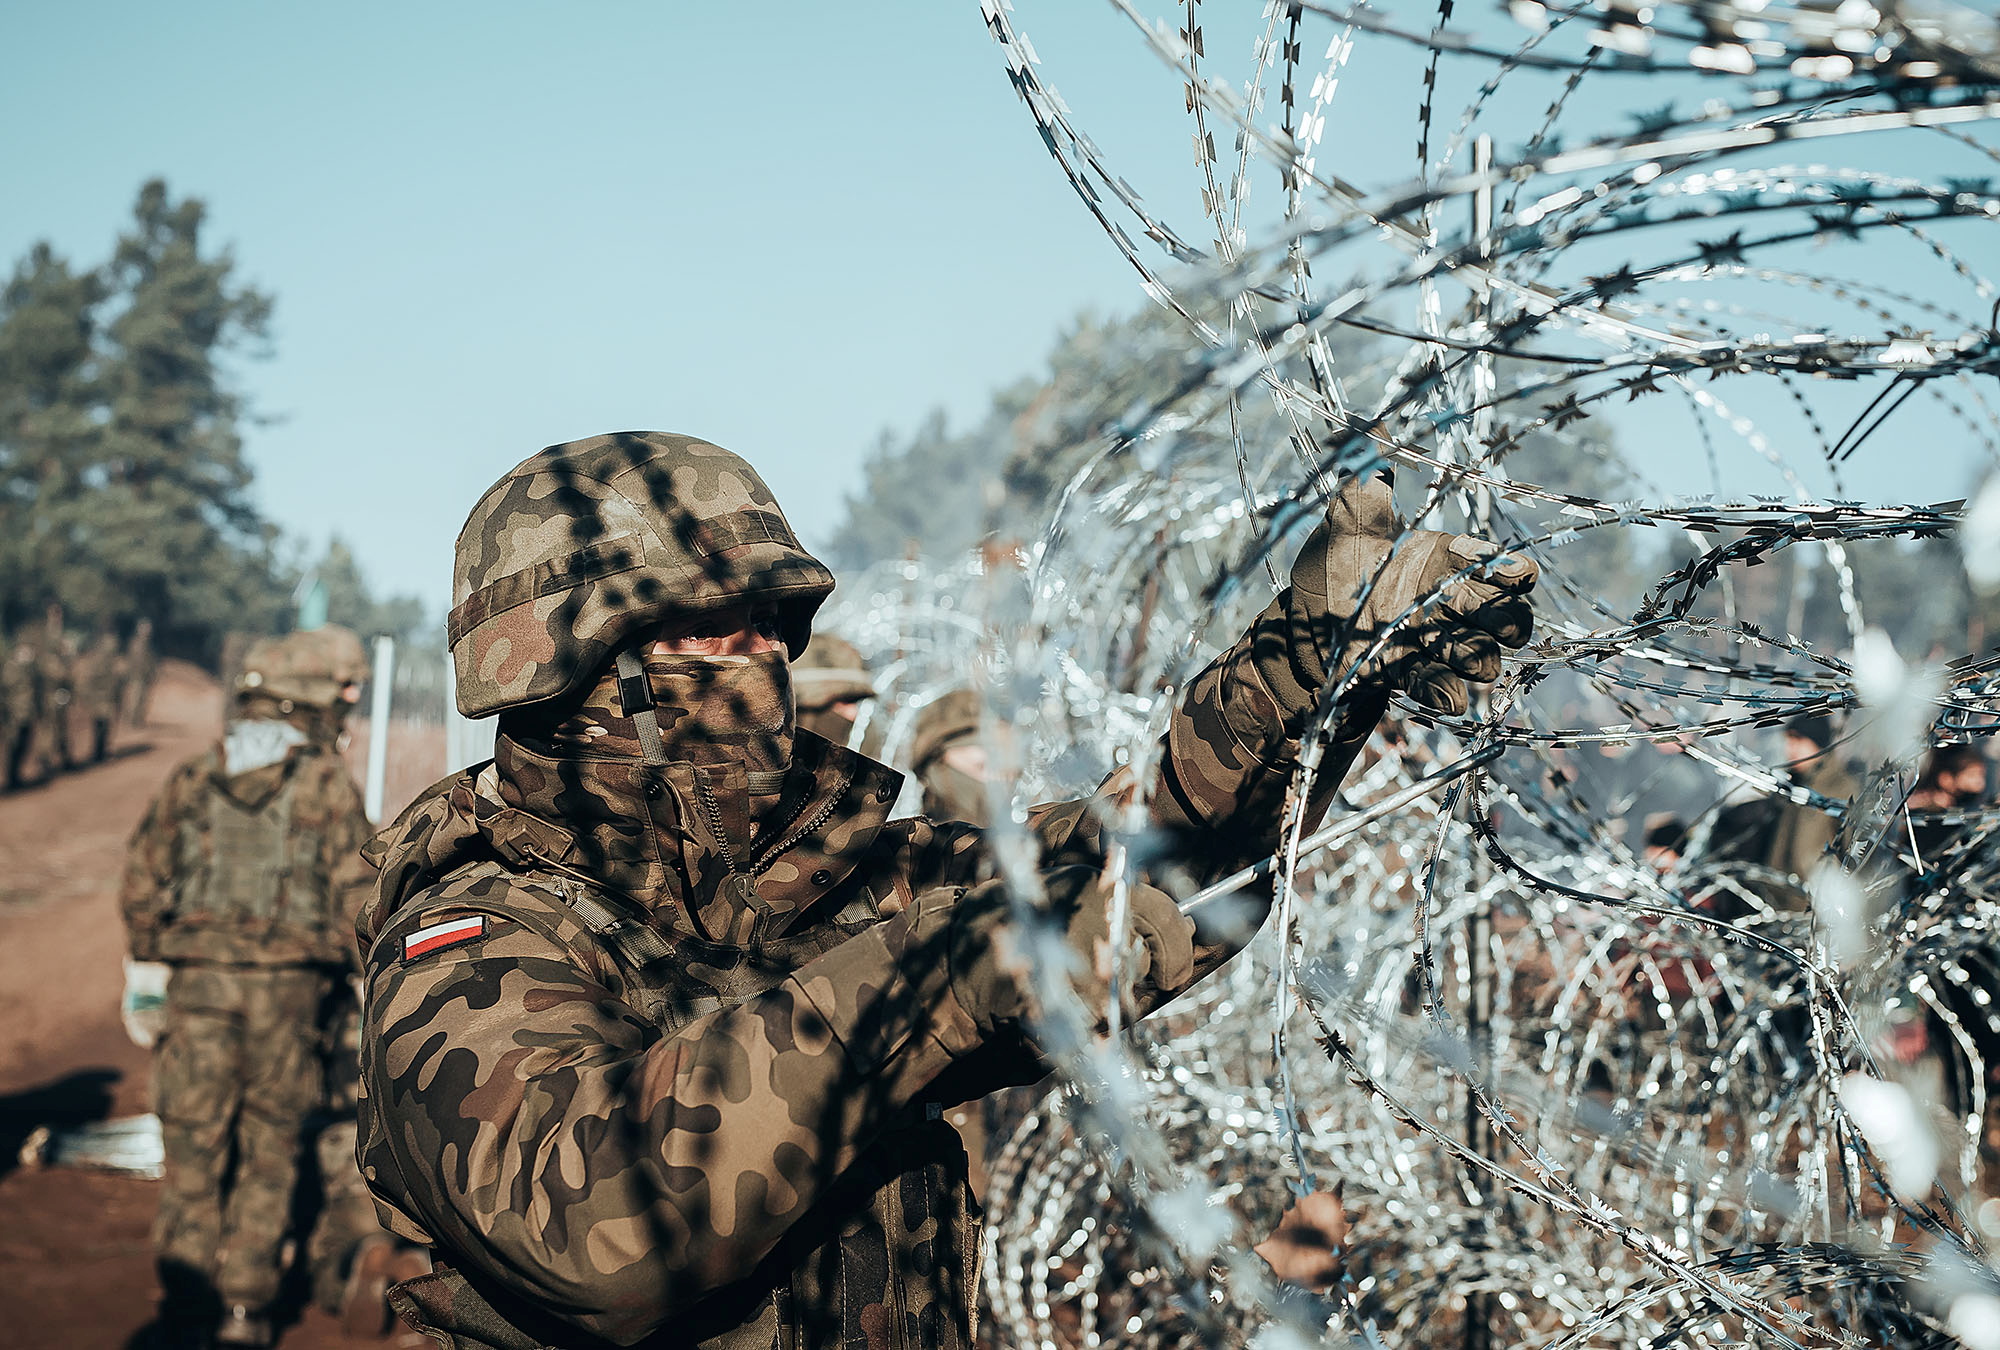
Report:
237,624,368,708
448,431,835,719
791,633,875,710
910,686,982,771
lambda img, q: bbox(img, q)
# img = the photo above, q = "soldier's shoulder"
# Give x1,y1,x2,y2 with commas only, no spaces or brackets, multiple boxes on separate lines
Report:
161,747,223,795
365,864,605,976
297,747,367,796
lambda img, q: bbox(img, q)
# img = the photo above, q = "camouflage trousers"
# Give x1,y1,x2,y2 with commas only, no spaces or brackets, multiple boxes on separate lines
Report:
153,963,334,1310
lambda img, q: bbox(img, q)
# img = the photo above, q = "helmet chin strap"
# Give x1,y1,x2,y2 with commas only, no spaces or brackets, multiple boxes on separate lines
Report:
613,649,670,766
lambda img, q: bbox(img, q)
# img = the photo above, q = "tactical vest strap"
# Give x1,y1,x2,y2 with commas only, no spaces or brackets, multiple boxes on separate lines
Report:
544,878,676,968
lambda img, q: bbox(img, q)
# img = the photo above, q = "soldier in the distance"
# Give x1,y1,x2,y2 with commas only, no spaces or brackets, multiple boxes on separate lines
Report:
124,616,160,728
120,626,377,1349
789,631,878,750
0,630,40,790
353,431,1536,1349
1762,712,1857,883
76,627,125,764
36,604,77,775
909,686,993,828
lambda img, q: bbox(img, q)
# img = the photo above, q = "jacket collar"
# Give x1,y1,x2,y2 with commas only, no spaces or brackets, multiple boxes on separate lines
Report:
482,729,903,945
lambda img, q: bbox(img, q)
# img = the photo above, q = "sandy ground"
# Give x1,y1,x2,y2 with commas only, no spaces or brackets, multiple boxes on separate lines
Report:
0,661,440,1349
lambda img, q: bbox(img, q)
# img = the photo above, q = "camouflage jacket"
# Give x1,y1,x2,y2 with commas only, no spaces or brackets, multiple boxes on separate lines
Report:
354,627,1372,1350
74,633,125,717
122,740,377,968
0,639,38,731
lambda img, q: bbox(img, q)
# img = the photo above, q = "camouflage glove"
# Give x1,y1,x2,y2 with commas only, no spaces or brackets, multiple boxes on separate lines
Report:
924,868,1197,1037
1260,471,1538,717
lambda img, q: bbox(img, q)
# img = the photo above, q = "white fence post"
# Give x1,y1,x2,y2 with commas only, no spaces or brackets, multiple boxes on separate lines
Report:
364,635,395,824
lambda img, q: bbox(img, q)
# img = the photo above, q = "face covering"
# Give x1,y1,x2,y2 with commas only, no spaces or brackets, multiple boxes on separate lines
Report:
525,649,796,776
641,651,795,775
222,718,307,776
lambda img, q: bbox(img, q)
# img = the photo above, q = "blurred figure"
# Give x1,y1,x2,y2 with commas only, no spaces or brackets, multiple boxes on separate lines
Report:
1,631,39,790
305,985,428,1337
1640,813,1689,874
36,603,76,774
789,630,875,748
1907,741,1988,863
124,616,159,728
120,626,375,1349
75,628,124,763
911,686,993,826
1763,713,1856,883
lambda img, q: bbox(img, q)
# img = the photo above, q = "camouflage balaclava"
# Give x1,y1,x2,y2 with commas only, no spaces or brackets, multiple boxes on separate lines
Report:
523,649,795,779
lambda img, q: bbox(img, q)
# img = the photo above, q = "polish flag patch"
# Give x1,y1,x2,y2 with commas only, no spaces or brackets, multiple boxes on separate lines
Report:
403,915,488,961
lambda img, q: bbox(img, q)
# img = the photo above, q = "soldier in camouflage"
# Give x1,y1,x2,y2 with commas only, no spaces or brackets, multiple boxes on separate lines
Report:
0,631,40,790
908,688,991,829
122,625,377,1349
77,628,125,764
355,430,1537,1349
125,616,160,728
790,632,877,751
37,604,77,775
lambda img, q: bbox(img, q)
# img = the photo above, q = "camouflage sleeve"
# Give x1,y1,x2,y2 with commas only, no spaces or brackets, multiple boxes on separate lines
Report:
1151,609,1388,870
362,886,992,1344
995,621,1387,995
119,759,205,961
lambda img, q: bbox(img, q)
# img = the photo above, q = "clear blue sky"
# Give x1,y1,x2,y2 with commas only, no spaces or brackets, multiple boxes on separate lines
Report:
4,3,1996,613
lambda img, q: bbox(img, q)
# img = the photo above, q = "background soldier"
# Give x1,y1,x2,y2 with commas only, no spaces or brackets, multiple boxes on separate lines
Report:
789,630,877,748
353,431,1535,1349
120,624,376,1349
1,631,40,790
124,616,160,728
909,686,991,827
37,604,76,775
76,627,125,764
1765,712,1857,883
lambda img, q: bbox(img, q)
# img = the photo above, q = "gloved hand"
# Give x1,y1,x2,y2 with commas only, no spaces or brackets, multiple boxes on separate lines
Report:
121,958,171,1048
1262,471,1538,716
928,868,1199,1037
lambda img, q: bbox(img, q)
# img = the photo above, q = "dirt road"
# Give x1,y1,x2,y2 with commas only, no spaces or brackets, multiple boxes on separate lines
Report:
0,662,431,1349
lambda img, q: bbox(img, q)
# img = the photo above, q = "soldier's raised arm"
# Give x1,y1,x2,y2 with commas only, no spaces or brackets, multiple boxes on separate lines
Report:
353,434,1535,1350
1008,472,1537,1001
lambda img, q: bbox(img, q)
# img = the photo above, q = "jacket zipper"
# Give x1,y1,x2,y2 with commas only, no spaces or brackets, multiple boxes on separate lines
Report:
750,768,853,876
691,765,856,880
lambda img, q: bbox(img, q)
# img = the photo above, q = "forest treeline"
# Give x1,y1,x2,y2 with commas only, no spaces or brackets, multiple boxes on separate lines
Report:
826,299,1989,665
5,180,1982,678
0,180,423,667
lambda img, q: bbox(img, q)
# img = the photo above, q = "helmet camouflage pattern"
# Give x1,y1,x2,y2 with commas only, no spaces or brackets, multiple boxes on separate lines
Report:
237,624,369,707
449,431,835,719
790,633,875,710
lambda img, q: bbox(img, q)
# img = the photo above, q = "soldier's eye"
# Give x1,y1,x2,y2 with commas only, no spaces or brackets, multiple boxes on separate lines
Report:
752,611,782,642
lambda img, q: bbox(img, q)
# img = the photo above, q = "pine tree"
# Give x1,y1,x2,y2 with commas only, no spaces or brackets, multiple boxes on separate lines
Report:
0,244,105,631
86,180,284,660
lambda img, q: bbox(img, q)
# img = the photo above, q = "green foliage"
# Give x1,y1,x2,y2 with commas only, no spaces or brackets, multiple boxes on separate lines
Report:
311,537,430,644
827,301,1342,570
0,180,424,666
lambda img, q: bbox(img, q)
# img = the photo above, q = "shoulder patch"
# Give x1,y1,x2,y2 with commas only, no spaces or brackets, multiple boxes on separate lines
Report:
402,915,491,961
